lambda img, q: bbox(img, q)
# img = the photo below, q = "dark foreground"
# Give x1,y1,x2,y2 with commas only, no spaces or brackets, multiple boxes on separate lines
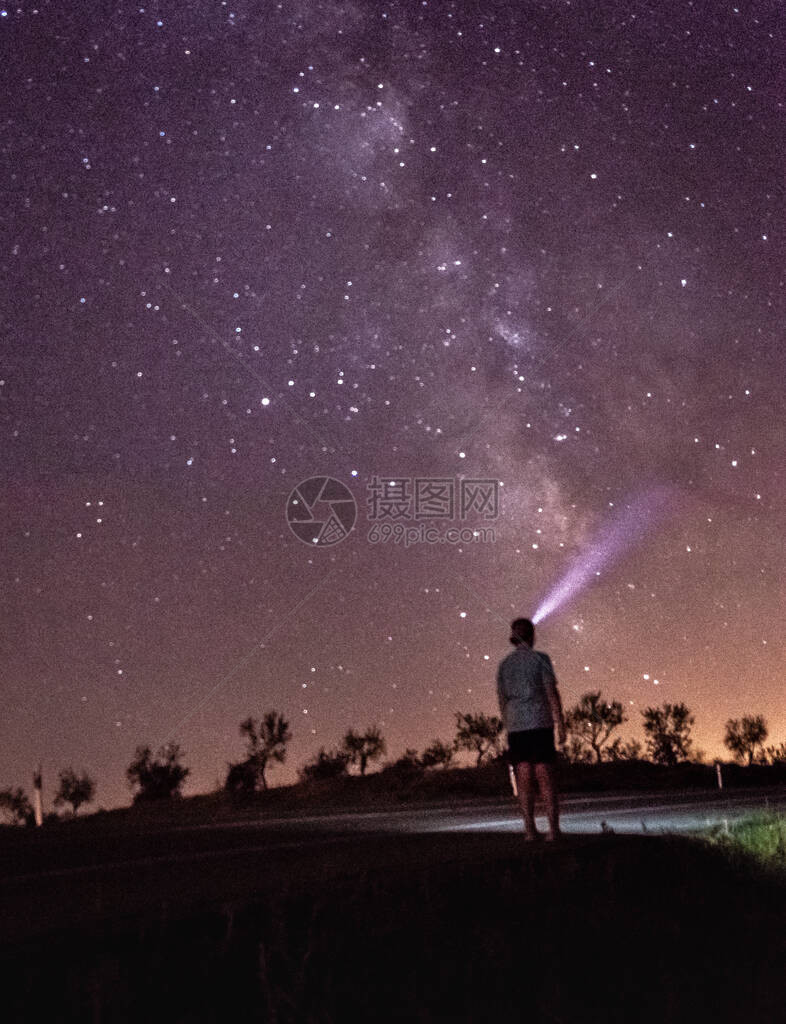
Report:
2,828,785,1023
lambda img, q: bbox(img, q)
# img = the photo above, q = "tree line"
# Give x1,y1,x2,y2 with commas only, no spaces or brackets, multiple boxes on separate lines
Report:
1,696,784,825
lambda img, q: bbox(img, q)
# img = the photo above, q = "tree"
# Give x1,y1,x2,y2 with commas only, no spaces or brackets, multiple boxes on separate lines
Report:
224,759,259,795
299,747,351,782
235,710,292,791
723,715,769,766
54,768,96,815
420,739,455,769
565,691,627,763
381,748,423,780
126,742,190,802
0,787,33,827
454,712,504,767
764,742,786,765
604,737,643,762
641,703,694,766
341,726,386,776
563,736,594,764
393,747,422,769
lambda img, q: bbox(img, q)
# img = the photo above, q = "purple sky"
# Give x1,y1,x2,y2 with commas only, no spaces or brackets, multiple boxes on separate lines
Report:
2,1,783,809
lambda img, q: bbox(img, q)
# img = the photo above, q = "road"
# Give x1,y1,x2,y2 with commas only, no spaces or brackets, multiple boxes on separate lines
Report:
5,785,786,881
433,783,786,835
175,783,786,839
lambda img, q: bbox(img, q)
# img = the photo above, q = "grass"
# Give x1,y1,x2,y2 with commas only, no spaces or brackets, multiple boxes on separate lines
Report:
703,811,786,876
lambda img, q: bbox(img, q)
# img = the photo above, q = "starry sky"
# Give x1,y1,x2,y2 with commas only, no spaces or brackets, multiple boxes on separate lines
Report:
2,0,784,810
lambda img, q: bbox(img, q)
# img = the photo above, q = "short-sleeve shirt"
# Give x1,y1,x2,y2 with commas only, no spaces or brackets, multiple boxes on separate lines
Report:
496,645,557,733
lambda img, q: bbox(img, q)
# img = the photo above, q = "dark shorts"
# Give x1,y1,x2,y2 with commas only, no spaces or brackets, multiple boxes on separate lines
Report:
507,727,556,765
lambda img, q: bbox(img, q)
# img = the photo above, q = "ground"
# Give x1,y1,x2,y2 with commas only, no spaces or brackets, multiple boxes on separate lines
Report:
1,822,784,1022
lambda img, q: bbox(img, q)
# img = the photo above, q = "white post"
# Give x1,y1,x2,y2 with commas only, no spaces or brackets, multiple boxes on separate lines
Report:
715,761,723,791
33,764,43,826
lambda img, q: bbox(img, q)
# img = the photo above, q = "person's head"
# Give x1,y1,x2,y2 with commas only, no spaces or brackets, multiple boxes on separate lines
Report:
509,617,534,647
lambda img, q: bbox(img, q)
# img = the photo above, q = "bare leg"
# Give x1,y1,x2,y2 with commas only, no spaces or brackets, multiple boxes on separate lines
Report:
514,762,539,838
535,762,560,840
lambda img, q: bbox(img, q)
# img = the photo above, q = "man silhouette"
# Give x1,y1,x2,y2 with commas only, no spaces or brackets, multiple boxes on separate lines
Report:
496,618,566,841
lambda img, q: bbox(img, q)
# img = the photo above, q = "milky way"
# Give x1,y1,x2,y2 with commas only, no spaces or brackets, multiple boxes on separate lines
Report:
2,1,783,808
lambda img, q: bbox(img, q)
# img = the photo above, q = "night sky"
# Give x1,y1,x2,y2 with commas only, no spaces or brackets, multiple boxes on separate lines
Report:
2,1,783,810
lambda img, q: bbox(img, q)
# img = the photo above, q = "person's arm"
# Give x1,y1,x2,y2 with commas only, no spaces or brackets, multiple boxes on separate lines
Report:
541,656,566,745
548,682,566,746
496,663,507,721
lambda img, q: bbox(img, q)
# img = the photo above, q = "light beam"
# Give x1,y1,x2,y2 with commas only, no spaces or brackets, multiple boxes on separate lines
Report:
532,487,672,624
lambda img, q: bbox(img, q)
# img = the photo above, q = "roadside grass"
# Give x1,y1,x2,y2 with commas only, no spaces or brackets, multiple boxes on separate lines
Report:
702,811,786,876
